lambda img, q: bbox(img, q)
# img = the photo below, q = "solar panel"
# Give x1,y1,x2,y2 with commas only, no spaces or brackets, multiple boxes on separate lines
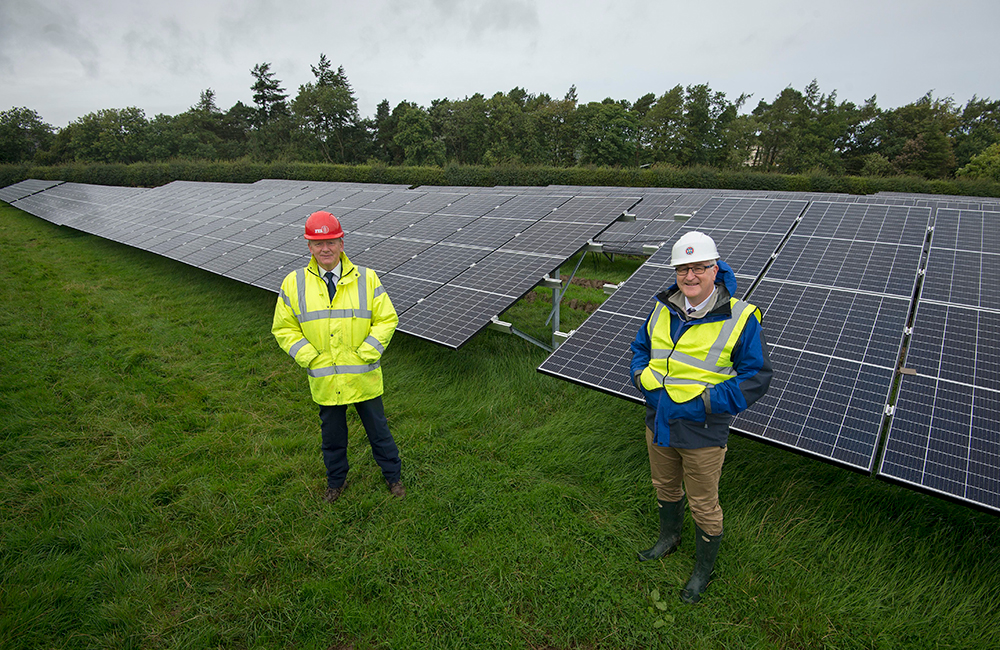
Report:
0,179,63,203
597,195,805,254
442,215,538,249
731,280,911,470
385,244,490,284
11,182,147,226
435,193,516,217
878,206,1000,513
348,238,436,274
881,302,1000,513
920,208,1000,309
392,196,637,347
6,179,636,351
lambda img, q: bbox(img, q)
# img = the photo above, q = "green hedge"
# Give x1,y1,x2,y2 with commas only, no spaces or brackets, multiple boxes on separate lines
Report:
3,160,1000,198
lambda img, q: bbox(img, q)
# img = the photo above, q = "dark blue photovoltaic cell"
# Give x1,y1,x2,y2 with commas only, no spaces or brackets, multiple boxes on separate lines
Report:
733,345,894,471
536,310,645,400
880,302,1000,513
767,237,923,296
397,286,523,348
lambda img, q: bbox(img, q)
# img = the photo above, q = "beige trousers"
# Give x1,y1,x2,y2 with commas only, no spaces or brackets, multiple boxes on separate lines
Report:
646,427,726,536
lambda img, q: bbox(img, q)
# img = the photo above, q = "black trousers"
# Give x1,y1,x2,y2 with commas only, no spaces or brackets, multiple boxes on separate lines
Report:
319,396,401,489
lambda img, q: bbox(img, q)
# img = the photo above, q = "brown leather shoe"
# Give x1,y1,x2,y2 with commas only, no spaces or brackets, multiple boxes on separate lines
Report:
323,484,346,503
387,480,406,498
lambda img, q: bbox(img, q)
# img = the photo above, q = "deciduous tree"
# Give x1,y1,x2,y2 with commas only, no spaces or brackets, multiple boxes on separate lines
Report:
0,107,54,163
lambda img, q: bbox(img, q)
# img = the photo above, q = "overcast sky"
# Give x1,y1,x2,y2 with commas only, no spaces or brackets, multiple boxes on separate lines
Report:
2,0,998,128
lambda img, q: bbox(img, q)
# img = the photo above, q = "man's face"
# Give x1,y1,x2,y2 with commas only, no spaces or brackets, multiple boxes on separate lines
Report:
674,260,718,305
308,237,344,271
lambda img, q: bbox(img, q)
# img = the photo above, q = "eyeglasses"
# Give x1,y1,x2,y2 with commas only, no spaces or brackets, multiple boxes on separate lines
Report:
675,264,715,278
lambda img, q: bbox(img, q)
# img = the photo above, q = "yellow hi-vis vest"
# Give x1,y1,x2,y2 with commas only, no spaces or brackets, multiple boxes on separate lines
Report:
272,255,397,406
639,298,760,402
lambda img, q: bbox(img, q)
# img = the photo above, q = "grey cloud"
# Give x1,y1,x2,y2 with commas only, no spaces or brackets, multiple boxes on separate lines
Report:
122,18,209,77
432,0,539,38
0,0,101,76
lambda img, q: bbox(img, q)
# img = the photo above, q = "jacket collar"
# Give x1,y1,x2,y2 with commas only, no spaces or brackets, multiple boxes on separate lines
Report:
307,252,356,280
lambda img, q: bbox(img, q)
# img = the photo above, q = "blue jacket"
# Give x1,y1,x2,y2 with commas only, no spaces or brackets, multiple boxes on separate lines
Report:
629,260,772,448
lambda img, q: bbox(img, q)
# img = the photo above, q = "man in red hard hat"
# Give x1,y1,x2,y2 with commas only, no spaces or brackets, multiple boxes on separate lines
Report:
271,211,405,503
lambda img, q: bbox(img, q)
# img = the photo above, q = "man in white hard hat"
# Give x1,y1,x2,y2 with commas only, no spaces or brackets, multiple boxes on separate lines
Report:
630,231,772,603
272,211,405,504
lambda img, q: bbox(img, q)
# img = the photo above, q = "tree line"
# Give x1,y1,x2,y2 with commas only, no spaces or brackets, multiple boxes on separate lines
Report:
2,54,999,182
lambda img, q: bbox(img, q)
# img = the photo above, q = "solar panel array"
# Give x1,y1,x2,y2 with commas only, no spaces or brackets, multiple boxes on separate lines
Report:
6,176,1000,513
880,207,1000,511
4,178,636,350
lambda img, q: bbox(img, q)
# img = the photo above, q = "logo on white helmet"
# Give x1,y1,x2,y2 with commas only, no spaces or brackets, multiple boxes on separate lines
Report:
685,246,694,255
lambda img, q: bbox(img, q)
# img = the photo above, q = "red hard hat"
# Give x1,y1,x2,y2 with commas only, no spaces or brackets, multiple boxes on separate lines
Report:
304,211,344,240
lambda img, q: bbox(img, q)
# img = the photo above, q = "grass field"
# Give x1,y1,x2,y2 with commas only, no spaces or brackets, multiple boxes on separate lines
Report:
2,204,999,649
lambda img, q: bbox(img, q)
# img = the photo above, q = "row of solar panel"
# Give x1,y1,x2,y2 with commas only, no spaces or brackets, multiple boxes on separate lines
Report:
3,178,637,349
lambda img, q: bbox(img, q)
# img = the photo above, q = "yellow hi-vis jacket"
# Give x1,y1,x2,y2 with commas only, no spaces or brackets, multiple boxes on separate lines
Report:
638,297,761,403
272,254,398,406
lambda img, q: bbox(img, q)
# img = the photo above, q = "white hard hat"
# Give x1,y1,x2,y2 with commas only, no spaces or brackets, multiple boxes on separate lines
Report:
671,231,719,267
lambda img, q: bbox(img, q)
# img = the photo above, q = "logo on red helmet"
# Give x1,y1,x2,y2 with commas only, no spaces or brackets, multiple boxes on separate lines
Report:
316,225,329,234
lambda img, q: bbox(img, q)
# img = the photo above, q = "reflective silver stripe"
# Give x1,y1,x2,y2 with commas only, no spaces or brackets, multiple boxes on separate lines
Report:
356,266,369,308
295,268,307,322
647,302,666,338
698,300,754,367
300,308,370,322
374,285,386,298
668,377,712,387
308,361,381,377
280,288,292,308
288,338,309,359
670,350,739,376
364,335,385,354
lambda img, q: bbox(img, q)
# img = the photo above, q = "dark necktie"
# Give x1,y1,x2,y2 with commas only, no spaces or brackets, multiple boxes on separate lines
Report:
324,271,337,301
687,307,696,315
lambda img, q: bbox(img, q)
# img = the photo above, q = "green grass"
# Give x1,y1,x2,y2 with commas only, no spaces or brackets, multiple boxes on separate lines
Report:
2,204,999,649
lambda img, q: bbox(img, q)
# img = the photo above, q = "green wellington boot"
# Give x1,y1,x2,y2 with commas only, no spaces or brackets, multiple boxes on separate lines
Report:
680,524,722,603
637,496,685,561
